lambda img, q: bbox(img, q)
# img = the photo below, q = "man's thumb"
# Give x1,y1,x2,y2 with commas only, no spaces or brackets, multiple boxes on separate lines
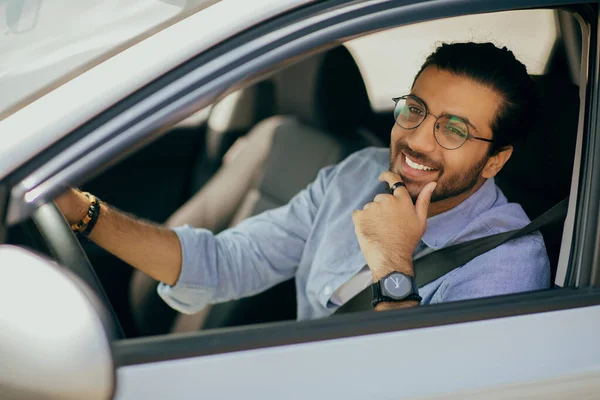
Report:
415,182,437,222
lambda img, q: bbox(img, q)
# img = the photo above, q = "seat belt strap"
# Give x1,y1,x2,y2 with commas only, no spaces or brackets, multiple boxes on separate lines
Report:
334,197,569,315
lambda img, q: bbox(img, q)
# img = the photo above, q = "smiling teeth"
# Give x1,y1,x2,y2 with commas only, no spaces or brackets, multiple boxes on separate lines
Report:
406,156,434,171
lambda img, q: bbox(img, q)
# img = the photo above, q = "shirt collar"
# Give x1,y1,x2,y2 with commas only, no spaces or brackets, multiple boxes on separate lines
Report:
421,178,499,250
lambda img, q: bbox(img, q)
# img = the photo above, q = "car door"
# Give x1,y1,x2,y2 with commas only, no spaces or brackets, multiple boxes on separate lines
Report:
1,1,600,399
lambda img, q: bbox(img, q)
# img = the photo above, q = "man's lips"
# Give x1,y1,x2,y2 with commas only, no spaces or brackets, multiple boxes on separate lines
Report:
400,153,438,179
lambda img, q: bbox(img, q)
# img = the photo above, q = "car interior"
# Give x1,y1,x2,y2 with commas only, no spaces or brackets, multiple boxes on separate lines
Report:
6,8,584,339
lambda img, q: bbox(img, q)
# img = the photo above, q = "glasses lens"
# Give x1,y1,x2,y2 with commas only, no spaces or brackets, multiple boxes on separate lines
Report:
434,115,469,149
394,96,426,129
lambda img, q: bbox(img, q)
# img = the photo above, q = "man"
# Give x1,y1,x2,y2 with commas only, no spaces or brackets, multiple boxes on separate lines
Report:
57,42,549,319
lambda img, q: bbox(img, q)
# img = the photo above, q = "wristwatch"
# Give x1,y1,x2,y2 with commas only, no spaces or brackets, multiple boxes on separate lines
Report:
371,271,422,307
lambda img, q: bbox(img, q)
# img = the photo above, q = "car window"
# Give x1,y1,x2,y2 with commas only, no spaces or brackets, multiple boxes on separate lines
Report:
345,9,557,111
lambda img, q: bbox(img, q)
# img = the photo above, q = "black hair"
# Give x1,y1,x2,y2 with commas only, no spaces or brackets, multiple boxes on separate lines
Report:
413,42,539,155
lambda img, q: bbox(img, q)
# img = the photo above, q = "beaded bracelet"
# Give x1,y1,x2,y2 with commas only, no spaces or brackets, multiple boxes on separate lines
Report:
70,193,101,237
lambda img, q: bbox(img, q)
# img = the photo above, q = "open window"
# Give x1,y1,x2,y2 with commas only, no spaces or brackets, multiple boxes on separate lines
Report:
103,7,583,337
348,9,559,111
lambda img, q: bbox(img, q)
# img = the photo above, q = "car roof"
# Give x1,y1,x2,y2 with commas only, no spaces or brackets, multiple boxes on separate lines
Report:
1,0,220,116
0,0,315,180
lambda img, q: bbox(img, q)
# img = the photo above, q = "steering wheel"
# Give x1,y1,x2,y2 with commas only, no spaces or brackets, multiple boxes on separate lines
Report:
31,202,125,339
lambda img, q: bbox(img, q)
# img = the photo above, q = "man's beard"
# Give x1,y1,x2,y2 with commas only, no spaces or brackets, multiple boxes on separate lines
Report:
390,141,489,203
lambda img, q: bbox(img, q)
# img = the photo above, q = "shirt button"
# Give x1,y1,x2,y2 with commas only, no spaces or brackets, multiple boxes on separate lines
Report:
323,286,332,296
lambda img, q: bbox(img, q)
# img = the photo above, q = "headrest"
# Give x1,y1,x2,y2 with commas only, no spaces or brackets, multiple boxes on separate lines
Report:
273,46,372,134
495,75,579,219
206,80,275,160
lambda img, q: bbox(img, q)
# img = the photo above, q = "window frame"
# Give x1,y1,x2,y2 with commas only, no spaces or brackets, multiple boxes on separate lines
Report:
2,0,599,363
113,287,600,366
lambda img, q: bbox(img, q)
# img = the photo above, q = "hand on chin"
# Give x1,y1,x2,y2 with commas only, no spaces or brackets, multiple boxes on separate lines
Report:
352,171,437,281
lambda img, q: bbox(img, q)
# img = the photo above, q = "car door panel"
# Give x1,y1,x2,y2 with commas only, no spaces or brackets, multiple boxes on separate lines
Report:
113,304,600,399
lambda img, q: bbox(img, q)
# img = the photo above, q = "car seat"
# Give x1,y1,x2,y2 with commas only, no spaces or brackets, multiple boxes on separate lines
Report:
179,80,277,231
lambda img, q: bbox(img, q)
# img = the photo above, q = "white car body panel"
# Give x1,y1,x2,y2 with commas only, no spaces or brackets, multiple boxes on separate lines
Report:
114,305,600,399
1,0,208,112
0,0,314,180
423,370,600,400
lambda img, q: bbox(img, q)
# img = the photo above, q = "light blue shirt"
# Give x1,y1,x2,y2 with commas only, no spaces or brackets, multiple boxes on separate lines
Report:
158,148,550,319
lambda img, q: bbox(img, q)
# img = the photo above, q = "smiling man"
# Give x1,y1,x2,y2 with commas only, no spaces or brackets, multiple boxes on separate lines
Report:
57,42,549,319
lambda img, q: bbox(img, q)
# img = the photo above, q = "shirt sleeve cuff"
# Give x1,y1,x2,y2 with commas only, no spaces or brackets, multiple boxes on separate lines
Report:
156,225,217,315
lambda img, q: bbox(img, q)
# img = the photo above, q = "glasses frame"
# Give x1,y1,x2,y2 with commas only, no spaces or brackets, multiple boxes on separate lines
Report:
392,95,495,150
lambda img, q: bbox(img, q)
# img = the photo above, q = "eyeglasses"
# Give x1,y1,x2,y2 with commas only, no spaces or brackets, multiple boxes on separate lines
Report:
392,95,494,150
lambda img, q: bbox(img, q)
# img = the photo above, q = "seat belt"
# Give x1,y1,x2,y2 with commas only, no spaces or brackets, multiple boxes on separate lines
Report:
334,197,569,314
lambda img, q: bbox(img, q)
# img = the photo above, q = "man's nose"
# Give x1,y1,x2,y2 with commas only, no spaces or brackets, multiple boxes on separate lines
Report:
406,115,438,153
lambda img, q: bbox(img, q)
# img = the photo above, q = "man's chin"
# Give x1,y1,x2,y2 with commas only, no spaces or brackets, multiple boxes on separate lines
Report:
402,180,424,202
390,166,438,201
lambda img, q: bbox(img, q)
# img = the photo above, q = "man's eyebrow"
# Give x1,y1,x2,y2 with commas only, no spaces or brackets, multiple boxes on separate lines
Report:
409,93,479,132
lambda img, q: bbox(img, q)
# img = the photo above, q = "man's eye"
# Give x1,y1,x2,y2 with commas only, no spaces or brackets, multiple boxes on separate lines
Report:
408,106,424,115
446,125,468,138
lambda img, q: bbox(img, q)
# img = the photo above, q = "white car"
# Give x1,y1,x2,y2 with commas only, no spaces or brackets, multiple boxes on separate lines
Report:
1,0,600,399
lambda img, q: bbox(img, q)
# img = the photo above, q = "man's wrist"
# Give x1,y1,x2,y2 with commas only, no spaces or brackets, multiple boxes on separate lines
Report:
55,189,90,224
371,256,414,282
375,300,419,311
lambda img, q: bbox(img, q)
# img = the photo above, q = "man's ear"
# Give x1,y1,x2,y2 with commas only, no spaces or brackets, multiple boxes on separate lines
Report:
482,145,513,179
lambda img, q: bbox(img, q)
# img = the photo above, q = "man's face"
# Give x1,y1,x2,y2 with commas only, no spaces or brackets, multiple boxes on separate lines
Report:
390,66,505,207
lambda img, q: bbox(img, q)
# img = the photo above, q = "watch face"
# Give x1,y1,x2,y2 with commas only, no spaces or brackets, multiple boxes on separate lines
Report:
383,273,412,299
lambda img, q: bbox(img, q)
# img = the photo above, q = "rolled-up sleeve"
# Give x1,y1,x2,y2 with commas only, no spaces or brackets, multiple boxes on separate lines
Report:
158,164,337,314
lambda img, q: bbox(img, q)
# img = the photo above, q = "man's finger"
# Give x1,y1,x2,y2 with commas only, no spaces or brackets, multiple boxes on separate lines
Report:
379,171,409,197
373,194,394,203
379,171,402,184
415,182,437,223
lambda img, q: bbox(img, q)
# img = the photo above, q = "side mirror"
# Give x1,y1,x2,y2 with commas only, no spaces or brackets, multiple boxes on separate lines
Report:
0,245,115,400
